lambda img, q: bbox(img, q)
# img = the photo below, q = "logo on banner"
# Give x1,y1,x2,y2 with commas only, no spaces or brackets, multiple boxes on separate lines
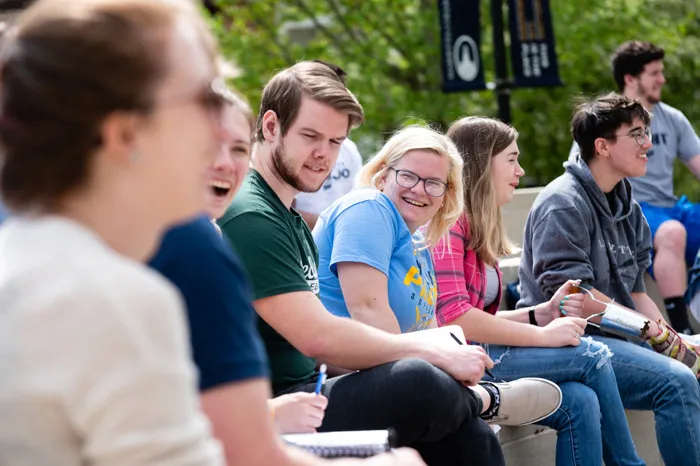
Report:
438,0,486,91
452,35,480,82
507,0,562,88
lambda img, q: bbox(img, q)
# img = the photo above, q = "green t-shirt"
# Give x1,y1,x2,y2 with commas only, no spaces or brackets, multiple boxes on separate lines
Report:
218,169,319,393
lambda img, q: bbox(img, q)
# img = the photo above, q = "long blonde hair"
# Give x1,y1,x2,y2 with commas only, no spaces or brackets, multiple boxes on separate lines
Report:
357,125,464,247
446,117,518,265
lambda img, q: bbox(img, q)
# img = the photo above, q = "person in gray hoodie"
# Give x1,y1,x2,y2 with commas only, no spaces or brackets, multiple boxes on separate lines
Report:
518,93,700,465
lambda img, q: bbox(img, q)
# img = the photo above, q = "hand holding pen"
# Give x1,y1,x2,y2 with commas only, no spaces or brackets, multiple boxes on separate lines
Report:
449,332,497,380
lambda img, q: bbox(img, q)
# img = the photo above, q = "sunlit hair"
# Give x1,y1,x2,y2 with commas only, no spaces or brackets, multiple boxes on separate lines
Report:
255,61,364,143
357,125,464,248
224,86,254,137
446,117,518,265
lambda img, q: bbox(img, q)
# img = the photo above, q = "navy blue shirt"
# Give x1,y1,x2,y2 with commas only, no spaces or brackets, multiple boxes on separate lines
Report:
149,215,269,391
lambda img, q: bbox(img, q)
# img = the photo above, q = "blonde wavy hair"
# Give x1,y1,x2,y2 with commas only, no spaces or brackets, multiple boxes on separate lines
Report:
446,117,518,265
357,125,464,248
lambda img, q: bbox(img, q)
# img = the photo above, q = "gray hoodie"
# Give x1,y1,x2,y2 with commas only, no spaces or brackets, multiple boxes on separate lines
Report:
517,156,652,312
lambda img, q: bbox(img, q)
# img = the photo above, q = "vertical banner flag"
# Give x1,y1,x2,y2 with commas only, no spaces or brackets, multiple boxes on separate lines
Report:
438,0,486,92
507,0,562,87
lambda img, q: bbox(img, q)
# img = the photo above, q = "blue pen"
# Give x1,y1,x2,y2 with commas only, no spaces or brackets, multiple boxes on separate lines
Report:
314,364,327,395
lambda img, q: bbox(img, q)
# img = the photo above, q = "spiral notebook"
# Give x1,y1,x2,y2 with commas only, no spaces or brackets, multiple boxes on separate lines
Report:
282,429,393,458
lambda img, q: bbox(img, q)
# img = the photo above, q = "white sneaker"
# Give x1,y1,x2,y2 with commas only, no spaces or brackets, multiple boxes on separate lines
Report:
485,378,562,427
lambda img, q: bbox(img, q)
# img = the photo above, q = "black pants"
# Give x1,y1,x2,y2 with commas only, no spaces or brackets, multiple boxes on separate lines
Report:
278,358,505,466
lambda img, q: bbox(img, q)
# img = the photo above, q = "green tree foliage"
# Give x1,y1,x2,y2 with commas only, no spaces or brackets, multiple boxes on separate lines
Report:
211,0,700,198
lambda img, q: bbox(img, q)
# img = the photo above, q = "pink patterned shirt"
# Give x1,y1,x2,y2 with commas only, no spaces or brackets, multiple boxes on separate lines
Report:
432,214,502,326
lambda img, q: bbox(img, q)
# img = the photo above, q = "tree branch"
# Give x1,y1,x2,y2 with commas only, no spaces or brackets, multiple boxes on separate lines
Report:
289,0,355,58
325,0,364,44
246,2,295,64
290,0,425,92
355,2,412,62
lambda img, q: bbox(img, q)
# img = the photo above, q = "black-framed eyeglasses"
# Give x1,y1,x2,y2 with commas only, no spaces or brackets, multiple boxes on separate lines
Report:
611,127,652,147
388,167,448,197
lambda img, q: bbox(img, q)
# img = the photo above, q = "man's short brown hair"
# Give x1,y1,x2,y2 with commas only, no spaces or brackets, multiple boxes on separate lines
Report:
254,61,364,143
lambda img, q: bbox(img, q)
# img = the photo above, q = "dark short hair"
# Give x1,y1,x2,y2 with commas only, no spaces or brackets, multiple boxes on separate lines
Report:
571,93,651,163
254,61,364,143
0,0,214,212
611,41,665,91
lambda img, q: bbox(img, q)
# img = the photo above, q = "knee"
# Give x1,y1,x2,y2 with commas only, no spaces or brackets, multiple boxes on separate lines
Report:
388,358,468,428
578,337,615,372
389,358,461,400
663,363,700,399
655,220,687,254
563,384,601,416
546,383,601,433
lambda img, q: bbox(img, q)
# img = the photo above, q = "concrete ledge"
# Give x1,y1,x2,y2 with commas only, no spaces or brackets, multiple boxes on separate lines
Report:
499,411,662,465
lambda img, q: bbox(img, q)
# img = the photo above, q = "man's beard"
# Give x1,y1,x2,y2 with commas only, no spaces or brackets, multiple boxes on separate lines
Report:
637,81,661,104
271,142,326,193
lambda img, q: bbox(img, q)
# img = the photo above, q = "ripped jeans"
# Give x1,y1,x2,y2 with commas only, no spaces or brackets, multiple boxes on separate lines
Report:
483,337,644,466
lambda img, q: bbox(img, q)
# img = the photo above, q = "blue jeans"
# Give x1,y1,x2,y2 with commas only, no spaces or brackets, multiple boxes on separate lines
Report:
592,335,700,466
483,337,643,466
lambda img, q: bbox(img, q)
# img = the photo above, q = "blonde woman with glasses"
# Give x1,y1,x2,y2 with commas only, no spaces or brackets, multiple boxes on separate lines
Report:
313,125,563,466
0,0,230,463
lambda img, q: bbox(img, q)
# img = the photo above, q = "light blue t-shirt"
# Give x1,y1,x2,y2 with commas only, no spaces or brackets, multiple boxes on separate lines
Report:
569,101,700,207
313,189,436,333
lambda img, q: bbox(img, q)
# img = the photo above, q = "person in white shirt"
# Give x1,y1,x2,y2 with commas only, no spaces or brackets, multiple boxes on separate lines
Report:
0,0,231,464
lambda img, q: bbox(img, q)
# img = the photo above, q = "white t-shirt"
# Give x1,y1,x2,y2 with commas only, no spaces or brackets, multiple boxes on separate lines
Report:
0,217,223,466
295,138,363,215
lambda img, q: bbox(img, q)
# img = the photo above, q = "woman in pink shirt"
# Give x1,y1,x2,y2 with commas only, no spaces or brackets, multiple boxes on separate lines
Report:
433,117,643,466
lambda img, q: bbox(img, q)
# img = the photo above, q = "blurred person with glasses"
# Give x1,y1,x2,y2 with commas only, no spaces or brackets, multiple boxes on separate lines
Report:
0,0,232,464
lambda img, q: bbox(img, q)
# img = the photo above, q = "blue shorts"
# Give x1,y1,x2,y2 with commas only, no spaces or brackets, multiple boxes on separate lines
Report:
640,195,700,278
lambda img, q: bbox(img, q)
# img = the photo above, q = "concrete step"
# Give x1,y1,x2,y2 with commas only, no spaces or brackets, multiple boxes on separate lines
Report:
499,411,662,465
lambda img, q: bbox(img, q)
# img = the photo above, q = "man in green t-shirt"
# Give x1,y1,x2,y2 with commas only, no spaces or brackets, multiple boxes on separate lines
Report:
220,61,554,466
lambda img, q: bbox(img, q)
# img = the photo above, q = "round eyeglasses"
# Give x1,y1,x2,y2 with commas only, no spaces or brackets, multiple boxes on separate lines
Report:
611,127,652,147
388,167,448,197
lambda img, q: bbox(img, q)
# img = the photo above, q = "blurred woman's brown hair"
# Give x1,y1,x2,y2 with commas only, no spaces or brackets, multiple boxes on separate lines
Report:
0,0,215,212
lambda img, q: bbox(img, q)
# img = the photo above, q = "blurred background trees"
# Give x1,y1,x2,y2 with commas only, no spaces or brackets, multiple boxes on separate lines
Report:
209,0,700,199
